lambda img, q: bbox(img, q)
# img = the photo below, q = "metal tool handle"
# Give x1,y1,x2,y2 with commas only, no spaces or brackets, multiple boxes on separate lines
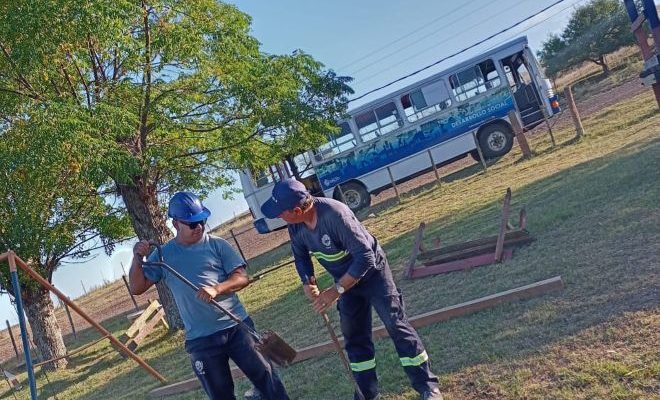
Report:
143,241,262,341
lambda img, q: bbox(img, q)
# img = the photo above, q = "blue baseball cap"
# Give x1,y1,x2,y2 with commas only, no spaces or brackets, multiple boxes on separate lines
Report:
260,178,310,219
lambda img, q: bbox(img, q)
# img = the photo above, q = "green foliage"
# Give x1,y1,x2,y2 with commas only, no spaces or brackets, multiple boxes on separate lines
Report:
537,0,636,77
0,105,133,292
0,0,352,199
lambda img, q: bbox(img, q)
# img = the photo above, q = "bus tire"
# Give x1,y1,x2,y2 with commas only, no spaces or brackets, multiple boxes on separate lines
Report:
475,123,514,160
334,182,371,212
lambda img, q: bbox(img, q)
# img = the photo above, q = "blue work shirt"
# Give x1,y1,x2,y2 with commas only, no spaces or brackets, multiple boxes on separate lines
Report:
288,197,385,283
143,234,249,341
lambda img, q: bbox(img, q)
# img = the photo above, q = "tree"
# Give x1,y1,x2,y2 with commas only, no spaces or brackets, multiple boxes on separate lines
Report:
0,0,352,328
538,0,636,76
0,107,132,370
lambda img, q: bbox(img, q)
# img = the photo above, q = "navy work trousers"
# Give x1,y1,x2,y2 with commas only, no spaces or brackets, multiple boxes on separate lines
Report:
338,263,439,400
185,317,289,400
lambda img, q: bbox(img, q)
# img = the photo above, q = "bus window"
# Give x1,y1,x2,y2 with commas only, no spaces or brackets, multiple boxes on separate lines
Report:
317,122,356,160
356,102,402,142
400,80,452,122
449,59,501,102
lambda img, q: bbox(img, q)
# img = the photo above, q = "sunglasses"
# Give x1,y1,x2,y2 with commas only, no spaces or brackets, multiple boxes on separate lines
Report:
179,219,206,229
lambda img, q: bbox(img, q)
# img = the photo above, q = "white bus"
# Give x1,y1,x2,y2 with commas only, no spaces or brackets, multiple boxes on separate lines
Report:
240,36,560,233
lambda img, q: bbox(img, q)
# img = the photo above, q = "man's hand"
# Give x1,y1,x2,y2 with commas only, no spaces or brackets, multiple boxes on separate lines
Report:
312,286,340,314
133,240,151,259
197,286,220,303
303,283,320,301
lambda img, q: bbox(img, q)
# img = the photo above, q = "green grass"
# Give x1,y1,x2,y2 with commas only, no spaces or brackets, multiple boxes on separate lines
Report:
1,88,658,399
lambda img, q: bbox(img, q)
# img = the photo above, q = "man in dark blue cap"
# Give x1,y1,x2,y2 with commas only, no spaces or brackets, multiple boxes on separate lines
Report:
262,179,443,400
130,191,289,400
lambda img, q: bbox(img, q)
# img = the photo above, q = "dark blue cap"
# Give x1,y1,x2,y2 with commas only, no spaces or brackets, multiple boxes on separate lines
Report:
260,178,309,219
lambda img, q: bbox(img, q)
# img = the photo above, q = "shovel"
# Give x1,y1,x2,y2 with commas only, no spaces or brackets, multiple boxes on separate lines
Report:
143,242,297,367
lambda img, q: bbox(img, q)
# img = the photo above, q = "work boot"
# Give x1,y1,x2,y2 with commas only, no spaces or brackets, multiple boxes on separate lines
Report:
421,388,444,400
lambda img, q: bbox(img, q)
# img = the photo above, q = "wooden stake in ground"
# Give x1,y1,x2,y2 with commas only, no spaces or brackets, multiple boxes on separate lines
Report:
564,85,585,139
5,320,20,361
508,110,532,158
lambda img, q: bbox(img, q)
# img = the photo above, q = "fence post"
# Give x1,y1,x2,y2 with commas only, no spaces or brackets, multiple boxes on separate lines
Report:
63,302,77,339
336,183,347,204
539,105,556,147
386,167,401,203
427,149,442,185
229,228,248,267
5,320,20,360
564,85,585,139
122,275,140,311
471,131,489,170
80,280,87,295
507,110,533,159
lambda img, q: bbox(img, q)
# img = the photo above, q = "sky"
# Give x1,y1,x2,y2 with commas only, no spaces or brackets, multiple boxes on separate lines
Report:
2,0,645,324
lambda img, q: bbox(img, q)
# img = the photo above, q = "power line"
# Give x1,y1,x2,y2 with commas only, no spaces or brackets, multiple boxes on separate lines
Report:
345,0,522,78
353,0,582,90
337,3,474,72
348,0,573,103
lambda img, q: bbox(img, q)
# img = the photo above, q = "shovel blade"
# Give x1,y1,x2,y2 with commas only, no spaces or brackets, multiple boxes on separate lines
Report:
256,330,297,367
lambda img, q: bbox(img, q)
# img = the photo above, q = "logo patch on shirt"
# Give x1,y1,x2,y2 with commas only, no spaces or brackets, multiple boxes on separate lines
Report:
321,234,332,248
194,360,205,375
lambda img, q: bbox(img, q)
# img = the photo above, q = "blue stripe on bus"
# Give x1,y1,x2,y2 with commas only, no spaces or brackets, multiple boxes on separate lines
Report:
316,87,515,189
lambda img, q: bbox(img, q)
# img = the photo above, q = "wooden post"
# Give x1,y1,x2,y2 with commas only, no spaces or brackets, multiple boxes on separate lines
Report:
5,320,20,360
507,111,532,158
404,223,426,279
64,303,77,339
564,85,585,139
427,150,441,184
386,166,401,202
336,183,347,204
229,228,248,266
122,275,140,311
495,188,512,262
80,280,87,295
471,131,488,170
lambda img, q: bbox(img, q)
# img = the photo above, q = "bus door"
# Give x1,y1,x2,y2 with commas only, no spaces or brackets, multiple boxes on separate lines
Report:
284,152,324,197
499,52,546,129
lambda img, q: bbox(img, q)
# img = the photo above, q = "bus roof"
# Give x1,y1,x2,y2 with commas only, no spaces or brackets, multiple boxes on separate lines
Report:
347,36,529,116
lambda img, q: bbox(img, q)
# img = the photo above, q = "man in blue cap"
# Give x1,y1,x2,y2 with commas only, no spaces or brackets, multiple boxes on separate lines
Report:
130,191,289,400
262,179,443,400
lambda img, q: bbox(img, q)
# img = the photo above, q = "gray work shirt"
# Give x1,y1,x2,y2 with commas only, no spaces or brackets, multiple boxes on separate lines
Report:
288,197,384,283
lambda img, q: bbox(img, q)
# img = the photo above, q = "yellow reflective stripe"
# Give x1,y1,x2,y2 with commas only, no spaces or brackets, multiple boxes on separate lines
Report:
350,358,376,372
311,250,349,262
400,350,429,367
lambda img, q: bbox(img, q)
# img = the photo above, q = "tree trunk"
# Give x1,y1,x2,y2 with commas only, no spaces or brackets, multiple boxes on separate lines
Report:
22,285,67,370
117,181,183,330
285,155,301,180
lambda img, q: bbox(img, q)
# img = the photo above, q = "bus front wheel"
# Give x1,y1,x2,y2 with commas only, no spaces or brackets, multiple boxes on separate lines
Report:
335,182,371,212
474,123,514,160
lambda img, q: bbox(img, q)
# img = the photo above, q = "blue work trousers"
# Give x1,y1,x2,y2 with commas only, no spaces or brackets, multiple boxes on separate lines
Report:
338,264,439,400
185,317,289,400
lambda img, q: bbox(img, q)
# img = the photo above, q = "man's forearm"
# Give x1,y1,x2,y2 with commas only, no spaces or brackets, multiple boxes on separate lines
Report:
214,267,249,294
129,256,150,295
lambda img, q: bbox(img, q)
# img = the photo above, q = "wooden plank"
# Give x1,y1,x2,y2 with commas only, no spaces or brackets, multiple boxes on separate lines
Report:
420,235,534,266
126,309,166,351
413,249,513,279
149,276,564,398
418,229,529,261
404,223,426,279
125,300,160,338
494,188,512,262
